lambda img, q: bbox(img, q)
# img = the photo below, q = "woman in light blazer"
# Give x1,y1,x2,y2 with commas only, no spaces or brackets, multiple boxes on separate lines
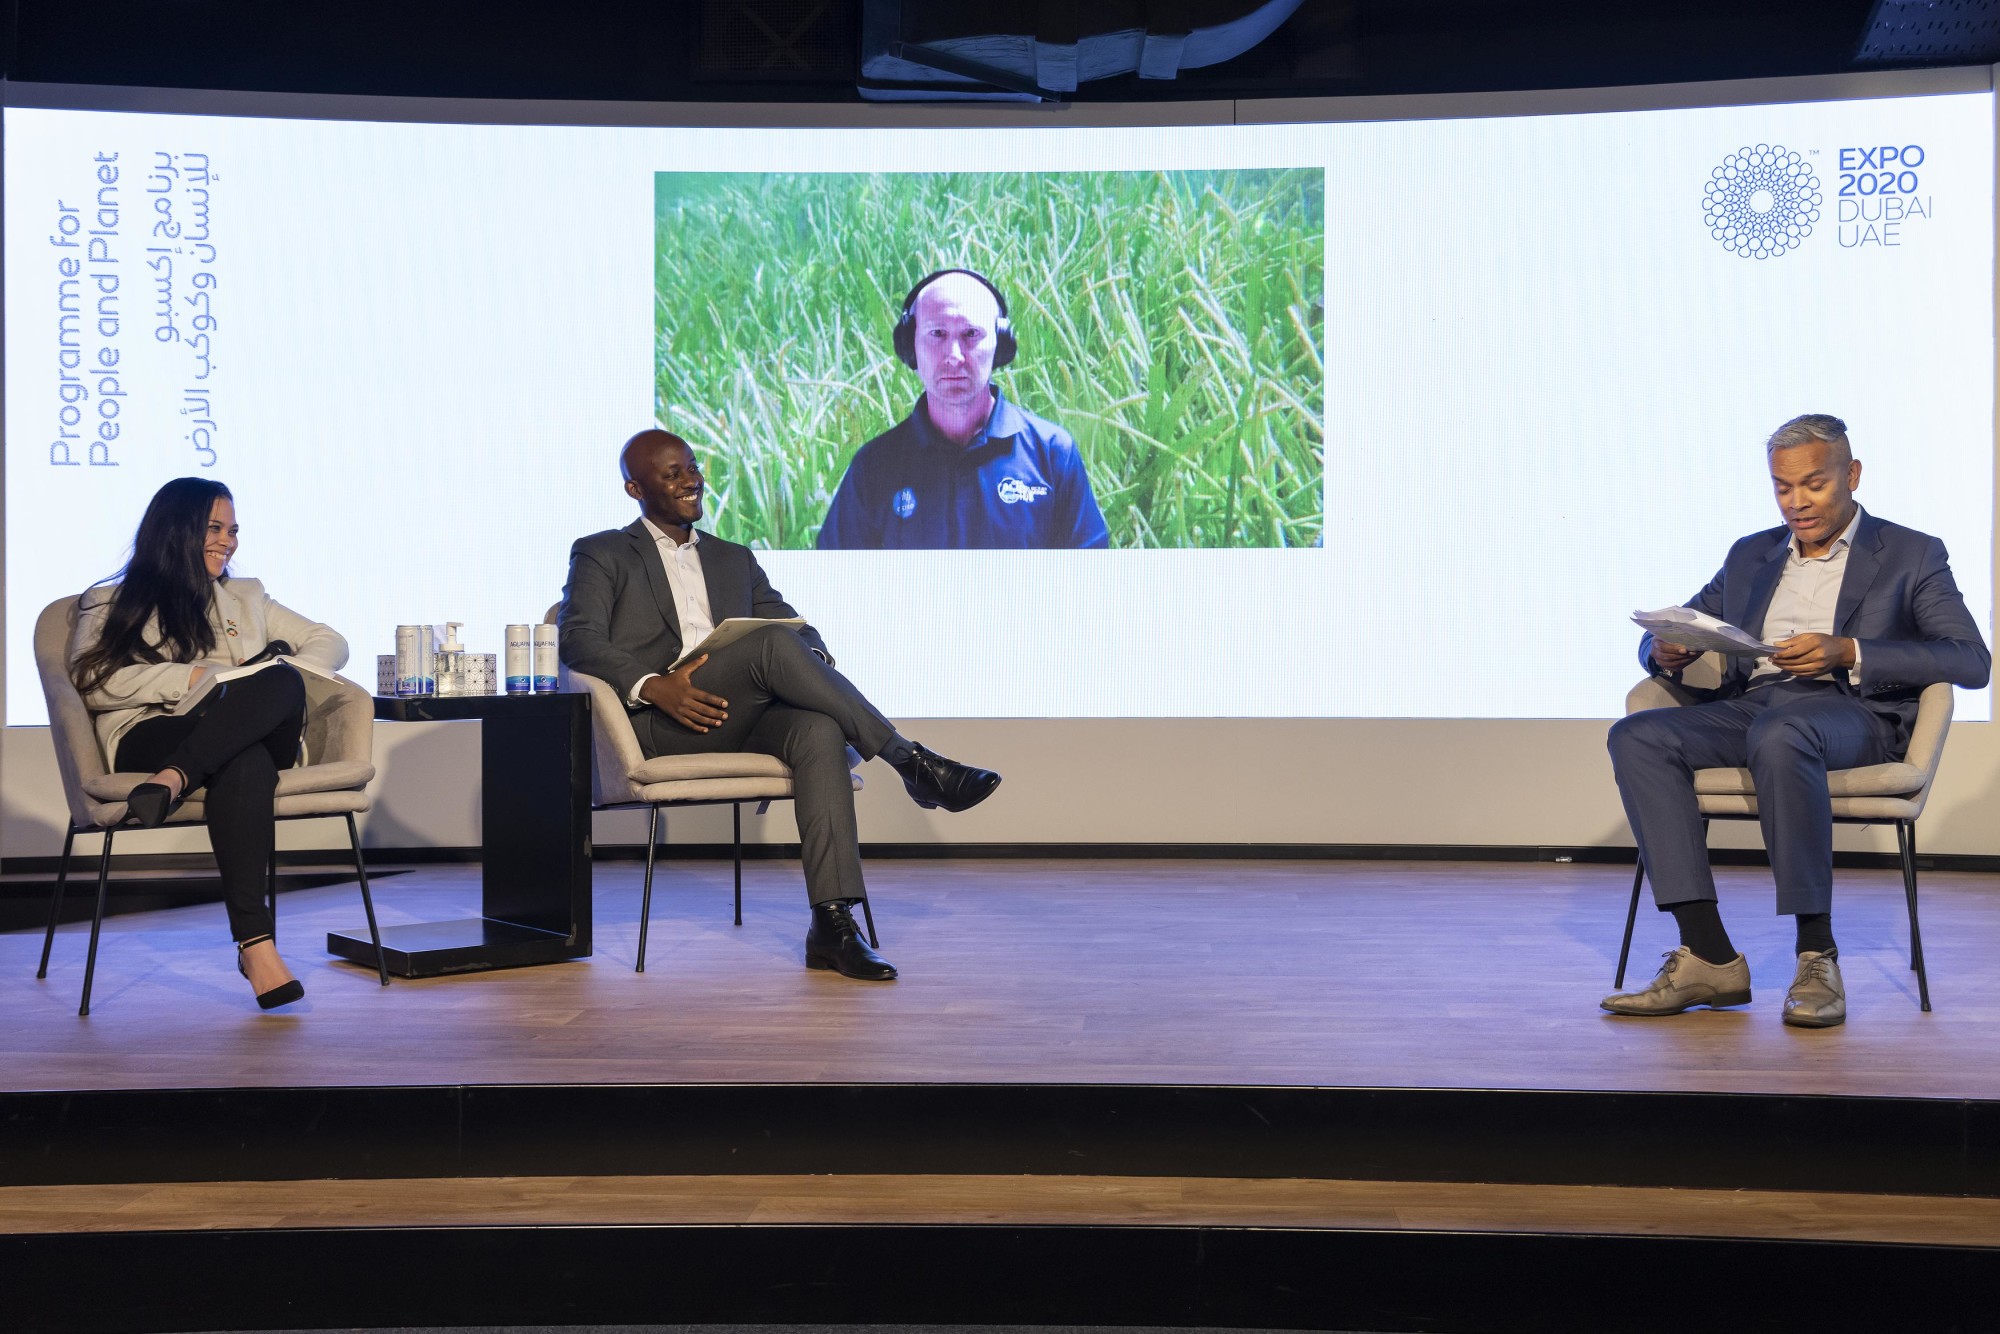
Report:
69,477,349,1009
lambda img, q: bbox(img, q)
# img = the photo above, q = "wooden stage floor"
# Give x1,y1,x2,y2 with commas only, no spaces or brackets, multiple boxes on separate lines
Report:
3,856,1996,1098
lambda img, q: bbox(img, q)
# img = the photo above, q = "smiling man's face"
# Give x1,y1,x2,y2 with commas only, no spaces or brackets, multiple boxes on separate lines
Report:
623,432,704,531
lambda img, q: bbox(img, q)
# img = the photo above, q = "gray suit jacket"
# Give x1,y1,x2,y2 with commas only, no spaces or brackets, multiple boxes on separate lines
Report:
558,520,830,708
1638,511,1991,745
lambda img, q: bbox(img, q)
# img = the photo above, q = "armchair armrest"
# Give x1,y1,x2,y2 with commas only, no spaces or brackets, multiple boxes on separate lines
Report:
1626,652,1724,715
304,674,376,778
561,664,648,806
1626,676,1695,714
1899,681,1956,779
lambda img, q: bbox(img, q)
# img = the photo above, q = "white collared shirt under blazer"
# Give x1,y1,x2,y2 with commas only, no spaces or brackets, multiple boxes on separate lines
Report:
1749,506,1865,685
624,516,716,706
68,576,348,766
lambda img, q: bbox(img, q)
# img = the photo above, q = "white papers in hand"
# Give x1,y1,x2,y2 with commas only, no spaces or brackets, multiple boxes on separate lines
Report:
670,617,807,671
1630,607,1774,657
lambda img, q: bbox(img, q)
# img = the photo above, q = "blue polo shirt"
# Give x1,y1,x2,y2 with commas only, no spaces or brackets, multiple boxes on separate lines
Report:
816,389,1111,550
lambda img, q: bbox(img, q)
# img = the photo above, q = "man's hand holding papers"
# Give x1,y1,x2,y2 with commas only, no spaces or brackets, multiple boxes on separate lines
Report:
1649,638,1703,673
1767,633,1857,677
1631,606,1776,665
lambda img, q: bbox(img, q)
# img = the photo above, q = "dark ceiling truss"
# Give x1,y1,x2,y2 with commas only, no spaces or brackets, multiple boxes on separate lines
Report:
0,0,1993,103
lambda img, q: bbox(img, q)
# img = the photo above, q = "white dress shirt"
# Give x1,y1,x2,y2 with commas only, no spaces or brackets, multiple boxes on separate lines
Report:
1750,506,1864,685
627,517,715,707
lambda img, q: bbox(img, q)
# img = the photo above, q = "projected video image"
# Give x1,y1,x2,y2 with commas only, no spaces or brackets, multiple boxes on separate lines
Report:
653,169,1325,550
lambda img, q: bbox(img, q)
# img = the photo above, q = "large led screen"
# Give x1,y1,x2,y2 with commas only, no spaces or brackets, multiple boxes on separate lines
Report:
6,90,1992,721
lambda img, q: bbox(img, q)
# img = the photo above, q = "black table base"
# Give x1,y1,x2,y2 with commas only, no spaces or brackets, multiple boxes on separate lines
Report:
332,692,593,978
326,917,577,977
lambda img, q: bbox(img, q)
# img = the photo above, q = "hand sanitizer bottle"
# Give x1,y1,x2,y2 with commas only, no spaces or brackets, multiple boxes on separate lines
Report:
436,622,468,697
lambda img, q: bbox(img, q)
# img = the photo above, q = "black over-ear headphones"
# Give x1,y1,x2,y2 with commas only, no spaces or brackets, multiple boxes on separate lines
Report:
891,268,1017,371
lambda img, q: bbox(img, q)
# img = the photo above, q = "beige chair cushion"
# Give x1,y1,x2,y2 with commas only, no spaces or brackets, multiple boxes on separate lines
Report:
633,773,863,805
54,794,368,829
84,761,376,803
1626,661,1954,824
629,752,802,807
1696,792,1925,821
636,776,801,804
1690,762,1927,798
630,752,796,784
267,790,372,818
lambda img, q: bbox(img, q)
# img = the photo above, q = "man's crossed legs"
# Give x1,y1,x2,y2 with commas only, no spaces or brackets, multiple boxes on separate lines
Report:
632,624,999,979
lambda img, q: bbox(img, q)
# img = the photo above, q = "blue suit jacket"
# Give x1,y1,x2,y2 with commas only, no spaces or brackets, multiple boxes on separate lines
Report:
1638,511,1990,745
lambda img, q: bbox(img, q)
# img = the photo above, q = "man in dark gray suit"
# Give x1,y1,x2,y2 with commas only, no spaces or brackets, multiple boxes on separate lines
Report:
1604,413,1989,1027
559,429,1001,980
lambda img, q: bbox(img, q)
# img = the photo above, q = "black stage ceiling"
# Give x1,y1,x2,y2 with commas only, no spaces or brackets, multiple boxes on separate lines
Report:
5,0,1998,107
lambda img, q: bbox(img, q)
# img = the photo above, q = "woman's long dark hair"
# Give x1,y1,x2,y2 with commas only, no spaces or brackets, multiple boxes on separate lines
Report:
70,478,233,696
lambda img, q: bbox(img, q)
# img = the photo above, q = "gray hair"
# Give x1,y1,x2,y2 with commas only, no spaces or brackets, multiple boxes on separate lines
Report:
1766,413,1850,460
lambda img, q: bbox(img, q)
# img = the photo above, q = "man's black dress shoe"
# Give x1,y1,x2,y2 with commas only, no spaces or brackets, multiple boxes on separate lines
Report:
806,901,897,980
896,743,1000,813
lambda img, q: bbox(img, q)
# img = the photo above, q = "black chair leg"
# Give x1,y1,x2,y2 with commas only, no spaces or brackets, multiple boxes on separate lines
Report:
733,803,744,927
1617,819,1708,988
1615,860,1644,988
636,806,660,974
1898,820,1931,1012
79,828,115,1017
345,813,390,987
37,827,77,979
859,892,879,949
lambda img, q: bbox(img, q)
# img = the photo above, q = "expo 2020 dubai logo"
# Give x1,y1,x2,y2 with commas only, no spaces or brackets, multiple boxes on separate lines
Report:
1703,145,1823,258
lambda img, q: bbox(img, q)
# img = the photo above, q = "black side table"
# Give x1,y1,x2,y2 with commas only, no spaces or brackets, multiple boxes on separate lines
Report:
327,692,593,977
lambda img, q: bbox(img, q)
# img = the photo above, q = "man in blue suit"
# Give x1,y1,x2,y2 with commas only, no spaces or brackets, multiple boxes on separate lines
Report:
1604,414,1989,1027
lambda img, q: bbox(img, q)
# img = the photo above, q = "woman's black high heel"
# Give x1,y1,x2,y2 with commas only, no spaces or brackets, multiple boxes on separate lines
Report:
124,769,189,828
236,935,305,1010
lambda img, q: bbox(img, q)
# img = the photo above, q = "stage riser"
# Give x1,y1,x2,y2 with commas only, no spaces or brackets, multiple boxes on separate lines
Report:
3,1225,1996,1334
4,1084,1996,1197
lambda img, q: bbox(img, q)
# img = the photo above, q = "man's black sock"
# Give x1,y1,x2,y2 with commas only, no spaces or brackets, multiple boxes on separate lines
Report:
880,736,915,769
1668,900,1737,965
1795,912,1837,958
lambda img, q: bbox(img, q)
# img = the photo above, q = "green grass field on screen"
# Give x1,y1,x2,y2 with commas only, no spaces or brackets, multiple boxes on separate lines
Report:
654,168,1324,549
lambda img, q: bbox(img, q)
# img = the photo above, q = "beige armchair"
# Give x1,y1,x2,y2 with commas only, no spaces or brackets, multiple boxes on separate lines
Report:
548,607,866,972
1617,653,1954,1010
33,595,389,1014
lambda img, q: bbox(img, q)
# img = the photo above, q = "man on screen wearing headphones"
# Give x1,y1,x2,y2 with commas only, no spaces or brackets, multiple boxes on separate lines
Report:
816,269,1111,549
